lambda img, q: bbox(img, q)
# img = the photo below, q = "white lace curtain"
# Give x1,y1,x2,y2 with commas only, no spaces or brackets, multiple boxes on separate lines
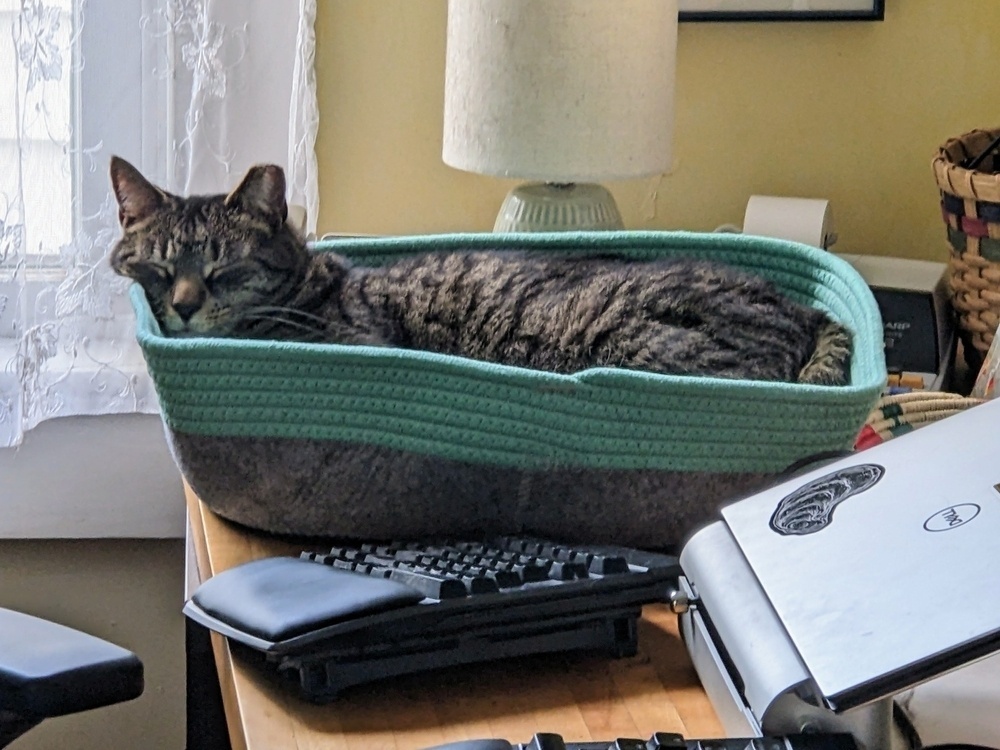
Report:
0,0,318,446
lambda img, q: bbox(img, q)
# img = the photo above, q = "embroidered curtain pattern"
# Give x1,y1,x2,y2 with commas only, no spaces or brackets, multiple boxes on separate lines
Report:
0,0,319,446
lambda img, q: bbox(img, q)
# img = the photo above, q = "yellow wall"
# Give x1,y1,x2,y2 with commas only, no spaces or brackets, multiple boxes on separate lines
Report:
315,1,1000,261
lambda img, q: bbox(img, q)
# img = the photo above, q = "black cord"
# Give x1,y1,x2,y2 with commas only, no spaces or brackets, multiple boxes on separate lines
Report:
892,700,1000,750
893,700,923,750
776,449,855,482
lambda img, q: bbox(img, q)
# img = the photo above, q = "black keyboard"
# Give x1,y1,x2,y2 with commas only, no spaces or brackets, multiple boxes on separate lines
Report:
422,732,859,750
183,537,680,702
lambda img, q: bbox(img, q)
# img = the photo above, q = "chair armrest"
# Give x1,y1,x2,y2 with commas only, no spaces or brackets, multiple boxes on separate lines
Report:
0,608,144,718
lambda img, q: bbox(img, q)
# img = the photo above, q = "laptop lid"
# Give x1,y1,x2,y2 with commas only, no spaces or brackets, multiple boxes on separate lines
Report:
720,398,1000,712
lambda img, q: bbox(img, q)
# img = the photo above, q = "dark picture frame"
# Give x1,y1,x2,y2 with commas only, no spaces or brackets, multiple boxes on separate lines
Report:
679,0,884,22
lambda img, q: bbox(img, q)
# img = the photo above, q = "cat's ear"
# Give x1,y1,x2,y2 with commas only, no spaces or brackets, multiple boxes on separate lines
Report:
109,156,165,229
225,164,288,226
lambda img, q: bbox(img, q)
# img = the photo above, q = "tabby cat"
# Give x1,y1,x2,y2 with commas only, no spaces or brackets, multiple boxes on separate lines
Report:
108,157,851,385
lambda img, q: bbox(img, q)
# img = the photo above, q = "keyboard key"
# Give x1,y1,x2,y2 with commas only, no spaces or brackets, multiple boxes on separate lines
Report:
387,568,468,599
462,575,499,595
646,733,686,749
390,549,424,564
589,555,630,575
540,544,564,559
549,561,589,580
485,569,523,589
513,562,549,583
547,561,576,580
569,551,594,566
526,733,566,750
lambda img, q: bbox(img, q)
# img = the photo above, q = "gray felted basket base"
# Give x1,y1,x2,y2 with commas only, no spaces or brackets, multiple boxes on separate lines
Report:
168,429,776,549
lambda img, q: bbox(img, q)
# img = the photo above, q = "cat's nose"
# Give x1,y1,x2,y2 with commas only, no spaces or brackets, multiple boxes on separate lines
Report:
173,299,202,322
171,276,206,322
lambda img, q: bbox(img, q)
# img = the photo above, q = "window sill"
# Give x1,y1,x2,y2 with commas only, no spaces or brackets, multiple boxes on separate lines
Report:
0,413,185,539
0,336,160,446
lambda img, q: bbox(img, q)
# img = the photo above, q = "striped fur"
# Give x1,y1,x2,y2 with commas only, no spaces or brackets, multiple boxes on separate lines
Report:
109,159,851,385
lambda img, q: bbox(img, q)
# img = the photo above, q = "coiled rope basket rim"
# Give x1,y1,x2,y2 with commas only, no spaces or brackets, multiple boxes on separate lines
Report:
932,127,1000,365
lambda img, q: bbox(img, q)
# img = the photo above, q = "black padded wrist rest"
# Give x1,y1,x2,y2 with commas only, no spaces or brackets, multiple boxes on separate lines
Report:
189,557,426,643
0,608,144,718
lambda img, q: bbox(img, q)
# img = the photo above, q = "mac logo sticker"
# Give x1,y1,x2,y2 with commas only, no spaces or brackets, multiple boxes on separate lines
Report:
770,463,885,536
923,504,981,532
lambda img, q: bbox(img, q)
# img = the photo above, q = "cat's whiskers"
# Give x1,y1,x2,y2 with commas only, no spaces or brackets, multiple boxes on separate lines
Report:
245,305,329,326
239,311,325,340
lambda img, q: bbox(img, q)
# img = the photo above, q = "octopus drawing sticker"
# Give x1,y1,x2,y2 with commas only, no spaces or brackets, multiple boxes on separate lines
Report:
770,464,885,536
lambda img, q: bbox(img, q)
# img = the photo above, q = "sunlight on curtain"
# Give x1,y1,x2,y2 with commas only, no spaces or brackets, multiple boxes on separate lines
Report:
0,0,319,446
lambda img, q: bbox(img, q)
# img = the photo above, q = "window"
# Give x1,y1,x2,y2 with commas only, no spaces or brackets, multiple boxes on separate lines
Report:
0,0,319,447
0,0,73,266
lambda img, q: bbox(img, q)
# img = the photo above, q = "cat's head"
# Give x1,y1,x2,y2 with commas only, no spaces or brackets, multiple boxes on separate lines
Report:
109,157,310,337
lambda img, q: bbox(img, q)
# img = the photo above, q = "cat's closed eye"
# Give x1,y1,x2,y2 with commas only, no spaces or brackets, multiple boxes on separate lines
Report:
130,261,173,288
206,263,255,288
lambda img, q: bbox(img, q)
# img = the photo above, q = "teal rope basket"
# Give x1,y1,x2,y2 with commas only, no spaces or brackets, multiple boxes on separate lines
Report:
133,230,887,546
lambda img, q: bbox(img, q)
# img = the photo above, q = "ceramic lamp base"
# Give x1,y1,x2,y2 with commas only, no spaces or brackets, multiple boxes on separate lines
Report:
493,182,625,232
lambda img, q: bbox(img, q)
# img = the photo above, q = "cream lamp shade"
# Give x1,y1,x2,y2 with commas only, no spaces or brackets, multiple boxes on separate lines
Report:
443,0,678,232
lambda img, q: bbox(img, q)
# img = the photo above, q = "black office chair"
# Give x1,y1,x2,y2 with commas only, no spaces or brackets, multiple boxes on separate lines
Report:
0,607,144,748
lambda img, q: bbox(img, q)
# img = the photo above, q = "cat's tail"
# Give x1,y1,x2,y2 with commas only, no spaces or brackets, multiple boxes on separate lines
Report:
798,319,852,386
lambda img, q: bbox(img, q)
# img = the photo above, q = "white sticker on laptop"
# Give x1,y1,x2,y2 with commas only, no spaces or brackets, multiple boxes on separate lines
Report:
770,464,885,536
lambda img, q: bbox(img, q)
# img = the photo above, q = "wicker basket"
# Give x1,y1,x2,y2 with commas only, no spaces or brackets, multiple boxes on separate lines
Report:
855,390,984,450
932,127,1000,364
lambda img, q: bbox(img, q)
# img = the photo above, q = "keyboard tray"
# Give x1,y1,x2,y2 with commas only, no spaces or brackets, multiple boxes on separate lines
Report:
184,537,681,701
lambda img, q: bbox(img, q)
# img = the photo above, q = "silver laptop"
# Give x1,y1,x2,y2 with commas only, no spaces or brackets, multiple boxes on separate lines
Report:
679,397,1000,742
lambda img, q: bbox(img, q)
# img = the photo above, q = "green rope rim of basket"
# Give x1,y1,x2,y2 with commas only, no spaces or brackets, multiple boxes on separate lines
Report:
134,230,887,472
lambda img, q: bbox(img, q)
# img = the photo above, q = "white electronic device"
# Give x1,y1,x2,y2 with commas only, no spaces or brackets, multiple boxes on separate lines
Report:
677,397,1000,750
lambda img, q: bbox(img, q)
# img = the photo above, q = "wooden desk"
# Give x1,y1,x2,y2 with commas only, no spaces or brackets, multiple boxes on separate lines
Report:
185,484,724,750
